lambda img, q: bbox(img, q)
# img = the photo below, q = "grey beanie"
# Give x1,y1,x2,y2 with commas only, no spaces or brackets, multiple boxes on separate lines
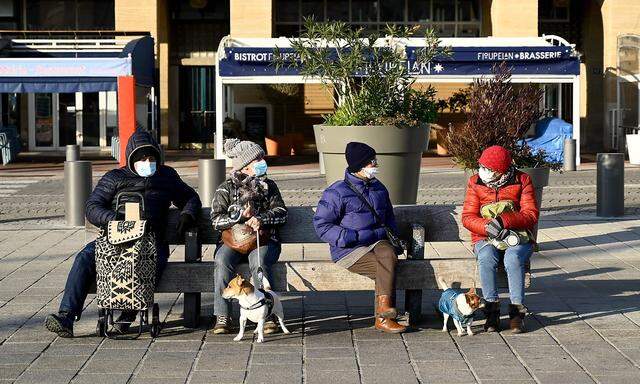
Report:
224,138,265,171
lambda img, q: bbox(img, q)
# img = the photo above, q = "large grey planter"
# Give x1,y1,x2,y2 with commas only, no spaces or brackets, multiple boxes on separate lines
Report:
314,124,430,204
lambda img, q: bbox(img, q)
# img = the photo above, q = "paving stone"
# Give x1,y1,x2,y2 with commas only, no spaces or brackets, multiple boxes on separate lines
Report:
594,372,640,384
45,343,98,356
305,370,360,384
29,355,88,371
188,370,246,384
472,365,532,381
71,373,131,384
0,354,39,365
0,343,49,354
0,365,28,381
306,358,358,371
533,371,595,384
361,364,418,384
14,369,77,384
250,352,302,365
305,347,355,359
81,358,140,374
149,340,202,352
416,363,476,384
245,366,302,384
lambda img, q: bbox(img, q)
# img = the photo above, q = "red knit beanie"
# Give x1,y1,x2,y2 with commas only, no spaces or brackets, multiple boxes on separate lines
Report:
479,145,512,173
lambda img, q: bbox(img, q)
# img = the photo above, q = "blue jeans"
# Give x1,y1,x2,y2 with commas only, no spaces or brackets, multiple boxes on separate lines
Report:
213,241,281,317
59,240,169,319
474,240,533,305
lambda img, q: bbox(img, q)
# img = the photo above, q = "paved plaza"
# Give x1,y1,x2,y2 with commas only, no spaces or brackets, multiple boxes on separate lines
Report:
0,162,639,383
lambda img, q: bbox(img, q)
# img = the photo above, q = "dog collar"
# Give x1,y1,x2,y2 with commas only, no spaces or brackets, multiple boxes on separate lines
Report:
240,299,266,311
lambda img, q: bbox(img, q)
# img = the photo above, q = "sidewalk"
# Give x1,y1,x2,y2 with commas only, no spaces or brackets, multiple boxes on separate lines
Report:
0,217,639,383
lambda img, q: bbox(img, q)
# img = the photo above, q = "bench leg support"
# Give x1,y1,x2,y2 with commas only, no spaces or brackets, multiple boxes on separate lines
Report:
406,224,426,326
405,289,422,325
184,230,202,328
183,293,201,329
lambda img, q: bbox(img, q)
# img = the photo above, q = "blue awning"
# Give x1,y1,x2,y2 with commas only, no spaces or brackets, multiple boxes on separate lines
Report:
0,36,155,93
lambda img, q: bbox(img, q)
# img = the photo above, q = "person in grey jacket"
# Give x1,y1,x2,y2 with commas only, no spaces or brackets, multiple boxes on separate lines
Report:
210,139,288,334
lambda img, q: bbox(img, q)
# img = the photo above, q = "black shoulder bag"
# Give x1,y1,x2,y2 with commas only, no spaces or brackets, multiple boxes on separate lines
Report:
344,179,406,255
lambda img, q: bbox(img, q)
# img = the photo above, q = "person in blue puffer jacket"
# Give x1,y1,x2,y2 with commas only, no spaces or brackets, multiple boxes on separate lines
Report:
313,142,406,333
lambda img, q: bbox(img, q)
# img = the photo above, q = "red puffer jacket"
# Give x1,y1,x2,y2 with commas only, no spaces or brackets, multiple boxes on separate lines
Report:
462,171,539,244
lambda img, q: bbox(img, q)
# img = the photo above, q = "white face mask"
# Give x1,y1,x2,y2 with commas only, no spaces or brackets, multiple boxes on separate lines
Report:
478,166,500,185
134,159,157,177
361,167,379,179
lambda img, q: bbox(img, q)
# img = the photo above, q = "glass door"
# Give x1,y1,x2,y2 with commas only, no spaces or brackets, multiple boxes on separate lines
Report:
179,66,216,146
78,92,102,148
29,93,57,150
58,93,77,146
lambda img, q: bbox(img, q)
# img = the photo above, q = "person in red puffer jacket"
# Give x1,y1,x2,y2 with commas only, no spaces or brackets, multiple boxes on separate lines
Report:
462,145,539,334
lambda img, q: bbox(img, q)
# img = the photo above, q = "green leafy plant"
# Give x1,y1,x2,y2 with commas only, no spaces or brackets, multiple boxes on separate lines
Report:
444,63,562,171
273,18,449,128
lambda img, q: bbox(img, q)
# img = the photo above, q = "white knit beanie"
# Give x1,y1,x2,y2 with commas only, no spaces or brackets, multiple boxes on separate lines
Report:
224,139,265,171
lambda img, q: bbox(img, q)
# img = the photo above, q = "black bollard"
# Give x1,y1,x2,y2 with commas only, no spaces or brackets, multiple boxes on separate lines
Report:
596,153,624,217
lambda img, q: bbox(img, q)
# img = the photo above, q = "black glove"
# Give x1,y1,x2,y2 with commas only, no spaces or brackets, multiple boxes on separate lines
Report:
177,214,196,239
485,218,503,239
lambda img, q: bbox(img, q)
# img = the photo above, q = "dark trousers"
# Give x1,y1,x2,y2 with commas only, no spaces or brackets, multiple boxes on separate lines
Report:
58,240,169,319
347,241,398,296
213,241,281,317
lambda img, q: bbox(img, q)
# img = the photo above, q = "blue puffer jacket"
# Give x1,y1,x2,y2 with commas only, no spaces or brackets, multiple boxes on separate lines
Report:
85,130,201,240
313,171,398,262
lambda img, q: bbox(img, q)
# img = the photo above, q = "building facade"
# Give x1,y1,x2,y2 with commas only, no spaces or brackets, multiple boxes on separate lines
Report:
1,0,639,154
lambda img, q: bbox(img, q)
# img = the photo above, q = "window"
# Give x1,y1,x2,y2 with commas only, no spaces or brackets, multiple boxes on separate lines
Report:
274,0,481,37
26,0,114,30
539,0,569,22
0,0,19,29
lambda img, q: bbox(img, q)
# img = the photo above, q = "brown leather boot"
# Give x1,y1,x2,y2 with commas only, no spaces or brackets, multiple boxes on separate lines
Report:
508,304,527,334
375,316,406,333
375,295,398,319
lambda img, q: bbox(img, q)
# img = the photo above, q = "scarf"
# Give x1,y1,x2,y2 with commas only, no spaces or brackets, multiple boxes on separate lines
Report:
479,165,515,189
230,171,269,209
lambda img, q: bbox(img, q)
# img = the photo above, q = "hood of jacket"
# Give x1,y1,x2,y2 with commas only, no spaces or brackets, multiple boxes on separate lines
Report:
125,130,163,175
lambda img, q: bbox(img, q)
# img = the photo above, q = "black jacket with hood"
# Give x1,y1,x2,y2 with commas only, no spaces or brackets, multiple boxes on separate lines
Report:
85,131,201,240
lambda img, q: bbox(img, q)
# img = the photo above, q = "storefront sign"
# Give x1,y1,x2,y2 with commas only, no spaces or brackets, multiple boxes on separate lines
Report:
219,45,579,77
0,57,131,77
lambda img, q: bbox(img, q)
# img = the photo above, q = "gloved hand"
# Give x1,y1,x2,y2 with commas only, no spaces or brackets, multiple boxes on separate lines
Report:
485,218,503,239
177,214,196,239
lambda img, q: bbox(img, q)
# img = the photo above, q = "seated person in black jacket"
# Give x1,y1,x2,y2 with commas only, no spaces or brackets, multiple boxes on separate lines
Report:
44,130,202,338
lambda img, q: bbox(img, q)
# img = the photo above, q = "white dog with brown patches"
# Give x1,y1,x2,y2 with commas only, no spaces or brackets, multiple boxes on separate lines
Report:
221,273,290,343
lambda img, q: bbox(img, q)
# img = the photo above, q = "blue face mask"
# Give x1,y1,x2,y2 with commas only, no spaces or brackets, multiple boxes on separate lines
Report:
253,160,268,177
134,160,157,177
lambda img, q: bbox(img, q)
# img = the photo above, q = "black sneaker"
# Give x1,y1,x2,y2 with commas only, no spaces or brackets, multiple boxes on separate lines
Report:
44,312,74,338
111,310,138,335
213,315,231,334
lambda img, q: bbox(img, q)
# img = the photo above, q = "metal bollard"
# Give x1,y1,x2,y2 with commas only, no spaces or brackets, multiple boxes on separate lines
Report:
66,145,79,162
596,153,624,217
563,139,576,171
198,159,226,208
64,160,92,226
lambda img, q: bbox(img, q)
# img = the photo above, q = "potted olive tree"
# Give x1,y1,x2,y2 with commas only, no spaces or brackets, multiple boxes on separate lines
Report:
444,63,562,236
274,19,447,204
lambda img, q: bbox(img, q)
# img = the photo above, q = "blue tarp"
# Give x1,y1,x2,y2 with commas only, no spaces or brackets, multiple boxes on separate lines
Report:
525,117,573,163
0,36,154,93
219,45,580,77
